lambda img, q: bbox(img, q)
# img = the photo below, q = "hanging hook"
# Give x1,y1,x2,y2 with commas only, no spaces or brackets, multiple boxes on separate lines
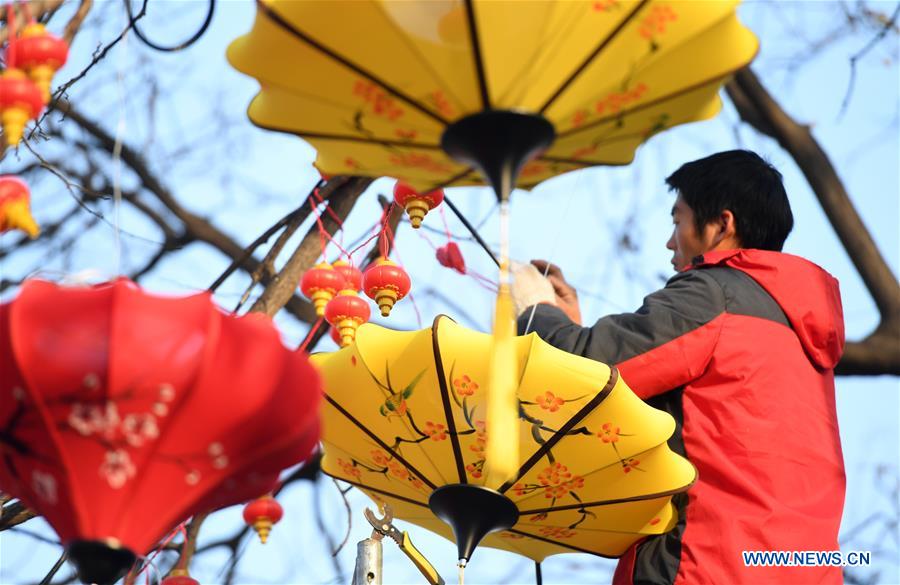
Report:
123,0,215,52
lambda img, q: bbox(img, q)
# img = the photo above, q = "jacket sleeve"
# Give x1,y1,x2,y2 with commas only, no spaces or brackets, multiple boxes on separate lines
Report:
516,270,727,399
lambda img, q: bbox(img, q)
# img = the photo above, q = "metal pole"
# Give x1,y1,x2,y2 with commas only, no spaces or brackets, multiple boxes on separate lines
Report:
351,538,383,585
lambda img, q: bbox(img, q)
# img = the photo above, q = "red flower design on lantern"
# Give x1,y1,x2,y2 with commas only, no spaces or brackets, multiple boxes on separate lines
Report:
536,391,565,412
539,526,576,539
638,5,678,41
387,460,409,480
453,375,479,397
423,421,448,441
598,422,620,443
623,457,642,473
370,450,390,467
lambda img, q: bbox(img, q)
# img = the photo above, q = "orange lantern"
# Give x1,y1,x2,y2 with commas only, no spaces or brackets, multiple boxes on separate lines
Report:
363,258,411,317
0,69,43,146
332,259,363,292
15,23,69,104
324,290,370,347
242,494,284,544
300,262,346,317
0,176,40,238
393,181,444,229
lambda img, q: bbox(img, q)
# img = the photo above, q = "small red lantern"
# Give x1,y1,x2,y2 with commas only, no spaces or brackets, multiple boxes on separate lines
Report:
436,242,466,274
324,290,370,347
332,259,363,292
0,279,322,585
363,258,411,317
300,262,347,317
0,69,43,146
393,181,444,229
242,494,284,544
161,569,199,585
15,23,69,104
0,175,40,238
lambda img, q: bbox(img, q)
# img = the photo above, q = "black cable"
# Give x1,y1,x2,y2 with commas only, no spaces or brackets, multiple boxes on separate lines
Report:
442,194,500,267
535,561,542,585
124,0,216,52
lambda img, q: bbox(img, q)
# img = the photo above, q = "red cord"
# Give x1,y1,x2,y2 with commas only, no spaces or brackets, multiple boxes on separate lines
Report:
297,317,324,353
6,4,17,68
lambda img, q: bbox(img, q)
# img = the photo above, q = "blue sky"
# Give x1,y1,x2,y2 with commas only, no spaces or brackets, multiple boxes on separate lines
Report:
0,1,897,584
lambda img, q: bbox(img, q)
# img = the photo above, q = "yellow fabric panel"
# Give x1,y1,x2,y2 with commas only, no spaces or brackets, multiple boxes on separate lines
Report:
227,0,758,190
313,319,696,561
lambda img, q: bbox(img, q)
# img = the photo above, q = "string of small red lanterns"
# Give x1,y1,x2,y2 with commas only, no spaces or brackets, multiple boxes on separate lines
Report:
298,181,446,347
0,3,69,146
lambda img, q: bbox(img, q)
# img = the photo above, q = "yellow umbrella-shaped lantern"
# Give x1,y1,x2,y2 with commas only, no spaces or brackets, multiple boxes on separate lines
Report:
311,319,696,565
229,0,754,568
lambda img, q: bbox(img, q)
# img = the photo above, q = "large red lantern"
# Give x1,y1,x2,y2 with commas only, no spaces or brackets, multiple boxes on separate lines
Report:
0,175,40,238
393,181,444,229
0,279,322,584
242,494,284,544
15,23,69,104
362,258,411,317
0,69,43,146
324,290,370,347
161,570,199,585
300,262,346,317
331,259,362,292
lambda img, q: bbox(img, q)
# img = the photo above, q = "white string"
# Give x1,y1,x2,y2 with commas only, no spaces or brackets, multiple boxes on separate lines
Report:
111,24,131,275
522,167,588,334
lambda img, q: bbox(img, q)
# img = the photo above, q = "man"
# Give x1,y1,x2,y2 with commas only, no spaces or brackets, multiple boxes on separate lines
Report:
512,150,846,585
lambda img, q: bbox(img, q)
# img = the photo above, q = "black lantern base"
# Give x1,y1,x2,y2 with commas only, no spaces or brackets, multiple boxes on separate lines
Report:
441,110,555,202
428,483,519,562
67,539,136,585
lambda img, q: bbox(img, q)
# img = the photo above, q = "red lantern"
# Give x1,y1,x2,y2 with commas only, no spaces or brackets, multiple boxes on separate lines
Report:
242,494,284,544
300,262,346,317
0,175,40,238
363,258,411,317
161,569,199,585
393,181,444,229
15,23,69,104
0,69,43,146
324,290,370,347
0,279,322,585
436,242,466,274
332,259,362,292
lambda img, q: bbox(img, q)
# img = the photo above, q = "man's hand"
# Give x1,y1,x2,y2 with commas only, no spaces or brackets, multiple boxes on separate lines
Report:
530,259,582,325
510,261,556,317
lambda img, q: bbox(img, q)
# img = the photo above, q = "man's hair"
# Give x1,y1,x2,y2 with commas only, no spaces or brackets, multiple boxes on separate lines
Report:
665,150,793,251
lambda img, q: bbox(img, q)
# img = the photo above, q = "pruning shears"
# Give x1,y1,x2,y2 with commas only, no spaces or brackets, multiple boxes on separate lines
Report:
364,503,445,585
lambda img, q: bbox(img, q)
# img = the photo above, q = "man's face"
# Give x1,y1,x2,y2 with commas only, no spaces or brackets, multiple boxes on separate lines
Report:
666,194,715,271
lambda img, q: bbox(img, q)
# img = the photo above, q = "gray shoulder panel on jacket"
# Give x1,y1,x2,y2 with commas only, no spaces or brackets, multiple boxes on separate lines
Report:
699,267,790,328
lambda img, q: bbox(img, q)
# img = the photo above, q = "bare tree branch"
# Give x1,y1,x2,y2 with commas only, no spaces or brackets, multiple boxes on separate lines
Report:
726,67,900,375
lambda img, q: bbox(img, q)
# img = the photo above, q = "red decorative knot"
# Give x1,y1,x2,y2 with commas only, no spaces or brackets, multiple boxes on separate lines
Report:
393,181,444,229
324,289,371,347
16,23,69,104
332,259,362,292
0,176,40,238
0,69,44,146
300,262,347,317
362,258,411,317
161,569,200,585
435,242,466,274
243,495,284,544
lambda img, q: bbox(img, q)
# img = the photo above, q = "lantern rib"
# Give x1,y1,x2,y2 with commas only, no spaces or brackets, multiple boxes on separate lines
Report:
505,528,619,559
518,483,696,516
498,368,619,495
333,477,430,509
323,394,437,490
462,0,491,111
431,316,468,484
247,125,445,151
556,72,733,141
537,0,650,116
256,0,450,127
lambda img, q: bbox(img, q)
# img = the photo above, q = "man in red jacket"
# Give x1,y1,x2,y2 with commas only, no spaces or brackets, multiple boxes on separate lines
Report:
514,150,846,584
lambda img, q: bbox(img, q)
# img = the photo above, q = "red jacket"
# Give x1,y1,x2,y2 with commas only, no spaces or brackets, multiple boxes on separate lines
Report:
520,249,845,584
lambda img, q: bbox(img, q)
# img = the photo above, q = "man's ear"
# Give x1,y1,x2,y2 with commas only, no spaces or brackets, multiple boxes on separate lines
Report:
712,209,739,247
